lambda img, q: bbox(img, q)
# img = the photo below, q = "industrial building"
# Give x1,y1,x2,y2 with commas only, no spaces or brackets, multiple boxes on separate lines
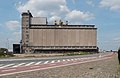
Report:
21,11,98,53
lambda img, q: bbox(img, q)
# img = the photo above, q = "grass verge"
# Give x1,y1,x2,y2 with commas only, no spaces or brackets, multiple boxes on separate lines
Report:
64,52,94,56
0,52,15,58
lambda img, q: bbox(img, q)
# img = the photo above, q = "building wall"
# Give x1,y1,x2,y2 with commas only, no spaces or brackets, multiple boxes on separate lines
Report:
31,17,47,25
29,28,97,47
21,12,32,53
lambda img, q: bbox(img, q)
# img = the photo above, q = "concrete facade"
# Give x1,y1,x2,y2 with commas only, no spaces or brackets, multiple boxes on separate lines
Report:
21,11,98,53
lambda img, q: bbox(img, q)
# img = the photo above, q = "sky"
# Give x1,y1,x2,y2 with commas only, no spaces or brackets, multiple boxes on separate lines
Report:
0,0,120,51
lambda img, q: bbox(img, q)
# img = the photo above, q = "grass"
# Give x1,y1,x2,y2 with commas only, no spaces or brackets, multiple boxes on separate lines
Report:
0,52,15,58
64,52,93,56
0,48,15,58
0,51,95,58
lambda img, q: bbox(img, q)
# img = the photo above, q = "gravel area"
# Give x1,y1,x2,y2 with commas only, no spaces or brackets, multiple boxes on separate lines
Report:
1,55,120,78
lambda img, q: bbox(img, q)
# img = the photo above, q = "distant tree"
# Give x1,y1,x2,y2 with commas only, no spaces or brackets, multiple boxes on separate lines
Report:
0,48,14,57
0,48,8,53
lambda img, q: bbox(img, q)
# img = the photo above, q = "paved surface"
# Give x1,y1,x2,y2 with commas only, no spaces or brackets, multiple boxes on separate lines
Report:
0,56,97,69
0,53,111,69
0,52,115,77
0,52,119,78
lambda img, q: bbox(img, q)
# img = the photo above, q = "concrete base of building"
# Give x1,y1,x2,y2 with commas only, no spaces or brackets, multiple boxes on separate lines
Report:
33,49,99,53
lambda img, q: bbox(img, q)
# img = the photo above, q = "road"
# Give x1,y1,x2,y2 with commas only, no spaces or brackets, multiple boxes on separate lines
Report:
0,52,109,64
0,52,114,76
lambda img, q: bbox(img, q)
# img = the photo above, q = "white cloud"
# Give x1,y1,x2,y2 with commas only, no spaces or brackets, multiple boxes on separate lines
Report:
100,0,120,11
49,16,61,24
86,0,95,7
65,10,94,24
5,21,20,30
16,0,69,17
16,0,94,24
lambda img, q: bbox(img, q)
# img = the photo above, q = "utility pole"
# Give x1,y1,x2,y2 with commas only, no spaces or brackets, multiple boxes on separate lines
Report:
6,38,9,51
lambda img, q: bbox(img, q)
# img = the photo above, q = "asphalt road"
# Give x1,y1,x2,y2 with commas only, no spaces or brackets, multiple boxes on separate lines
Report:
0,52,108,64
0,52,118,78
0,52,114,77
0,52,112,69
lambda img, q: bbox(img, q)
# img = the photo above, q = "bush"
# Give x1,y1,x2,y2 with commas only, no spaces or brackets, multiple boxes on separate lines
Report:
0,48,14,58
0,48,8,53
65,52,92,56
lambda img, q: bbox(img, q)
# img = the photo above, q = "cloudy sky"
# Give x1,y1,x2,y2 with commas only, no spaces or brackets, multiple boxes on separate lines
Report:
0,0,120,51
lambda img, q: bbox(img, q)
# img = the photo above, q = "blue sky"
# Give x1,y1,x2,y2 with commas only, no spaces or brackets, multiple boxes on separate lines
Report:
0,0,120,51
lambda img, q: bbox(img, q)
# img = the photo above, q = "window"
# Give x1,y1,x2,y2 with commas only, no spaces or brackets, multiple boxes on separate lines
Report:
85,46,88,48
26,20,29,22
72,46,76,48
93,46,96,48
89,46,92,48
26,30,29,33
68,46,71,48
80,46,84,48
26,44,28,46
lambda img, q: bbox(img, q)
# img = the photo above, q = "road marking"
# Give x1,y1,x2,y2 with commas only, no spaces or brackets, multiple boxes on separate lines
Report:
44,61,49,64
2,69,16,72
71,59,74,61
35,61,42,65
0,64,15,69
67,59,70,61
57,60,60,62
81,57,88,60
79,58,82,60
99,55,102,58
0,56,113,77
12,63,25,67
63,59,66,61
74,58,78,60
25,62,35,66
51,60,55,63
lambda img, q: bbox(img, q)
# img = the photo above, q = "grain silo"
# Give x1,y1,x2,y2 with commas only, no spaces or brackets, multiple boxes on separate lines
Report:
21,11,98,53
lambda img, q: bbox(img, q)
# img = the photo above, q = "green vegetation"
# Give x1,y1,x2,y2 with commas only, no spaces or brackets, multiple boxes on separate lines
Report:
64,52,94,56
0,48,14,58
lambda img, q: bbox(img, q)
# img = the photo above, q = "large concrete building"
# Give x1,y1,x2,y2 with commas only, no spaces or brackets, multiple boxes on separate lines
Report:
21,11,98,53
